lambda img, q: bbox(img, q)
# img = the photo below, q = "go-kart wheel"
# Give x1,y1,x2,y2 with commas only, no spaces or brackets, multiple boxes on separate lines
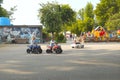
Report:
55,49,61,54
81,45,84,48
60,49,62,53
26,49,31,54
34,49,39,54
46,49,51,53
38,49,42,54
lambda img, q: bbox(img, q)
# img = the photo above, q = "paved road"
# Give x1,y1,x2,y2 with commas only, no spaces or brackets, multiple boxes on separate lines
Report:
0,42,120,80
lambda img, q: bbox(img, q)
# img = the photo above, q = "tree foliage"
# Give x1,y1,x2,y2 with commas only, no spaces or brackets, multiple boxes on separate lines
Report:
0,0,17,22
38,1,76,37
38,2,62,37
94,0,120,26
84,2,94,31
61,4,76,25
72,2,94,34
60,4,76,33
38,0,120,36
70,20,85,36
8,6,17,21
84,2,94,19
105,12,120,31
0,6,9,17
0,0,8,17
78,8,84,20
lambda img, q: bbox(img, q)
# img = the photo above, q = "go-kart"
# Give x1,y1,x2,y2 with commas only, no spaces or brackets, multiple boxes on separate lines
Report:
71,42,84,48
46,44,62,54
26,44,42,54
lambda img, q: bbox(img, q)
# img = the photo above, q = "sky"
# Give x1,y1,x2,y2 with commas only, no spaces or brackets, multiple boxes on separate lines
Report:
2,0,100,25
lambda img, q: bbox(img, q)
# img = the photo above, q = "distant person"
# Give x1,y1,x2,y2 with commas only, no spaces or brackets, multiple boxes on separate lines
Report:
70,34,72,39
50,38,55,46
30,32,36,45
74,36,81,44
80,34,85,45
52,42,58,50
49,38,56,50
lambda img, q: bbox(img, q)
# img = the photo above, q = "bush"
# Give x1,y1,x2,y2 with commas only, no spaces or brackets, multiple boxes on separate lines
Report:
42,32,51,42
55,33,66,43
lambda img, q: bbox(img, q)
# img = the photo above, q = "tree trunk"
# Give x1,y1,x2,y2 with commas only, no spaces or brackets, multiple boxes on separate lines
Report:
51,32,54,38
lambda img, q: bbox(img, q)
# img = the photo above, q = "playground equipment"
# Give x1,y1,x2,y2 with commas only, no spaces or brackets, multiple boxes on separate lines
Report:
91,26,106,41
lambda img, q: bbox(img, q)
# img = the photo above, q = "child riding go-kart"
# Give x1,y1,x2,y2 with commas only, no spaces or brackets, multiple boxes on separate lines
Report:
71,35,84,48
46,44,62,54
26,32,42,54
26,44,42,54
46,41,62,54
71,42,84,48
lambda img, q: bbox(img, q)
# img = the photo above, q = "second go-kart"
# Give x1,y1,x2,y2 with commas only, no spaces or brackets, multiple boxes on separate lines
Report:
26,44,42,54
71,42,84,48
46,44,62,54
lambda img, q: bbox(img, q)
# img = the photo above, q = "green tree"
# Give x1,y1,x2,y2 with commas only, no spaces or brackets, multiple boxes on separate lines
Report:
61,4,76,26
38,2,62,37
60,4,76,36
0,6,8,17
8,6,17,21
105,12,120,31
0,0,8,17
70,20,85,36
0,0,17,22
70,2,94,35
84,2,94,19
94,0,120,26
78,8,84,20
84,2,94,31
42,28,50,42
38,2,76,38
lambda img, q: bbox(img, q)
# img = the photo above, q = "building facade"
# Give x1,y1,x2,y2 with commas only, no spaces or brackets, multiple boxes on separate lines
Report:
0,25,43,43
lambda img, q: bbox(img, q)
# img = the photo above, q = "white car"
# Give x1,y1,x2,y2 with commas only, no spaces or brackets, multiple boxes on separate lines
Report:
71,42,84,48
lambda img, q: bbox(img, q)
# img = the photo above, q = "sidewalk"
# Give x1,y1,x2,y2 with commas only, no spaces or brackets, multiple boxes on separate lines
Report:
0,43,8,48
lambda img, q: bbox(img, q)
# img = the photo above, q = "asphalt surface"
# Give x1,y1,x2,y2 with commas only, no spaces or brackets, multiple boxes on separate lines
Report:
0,42,120,80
